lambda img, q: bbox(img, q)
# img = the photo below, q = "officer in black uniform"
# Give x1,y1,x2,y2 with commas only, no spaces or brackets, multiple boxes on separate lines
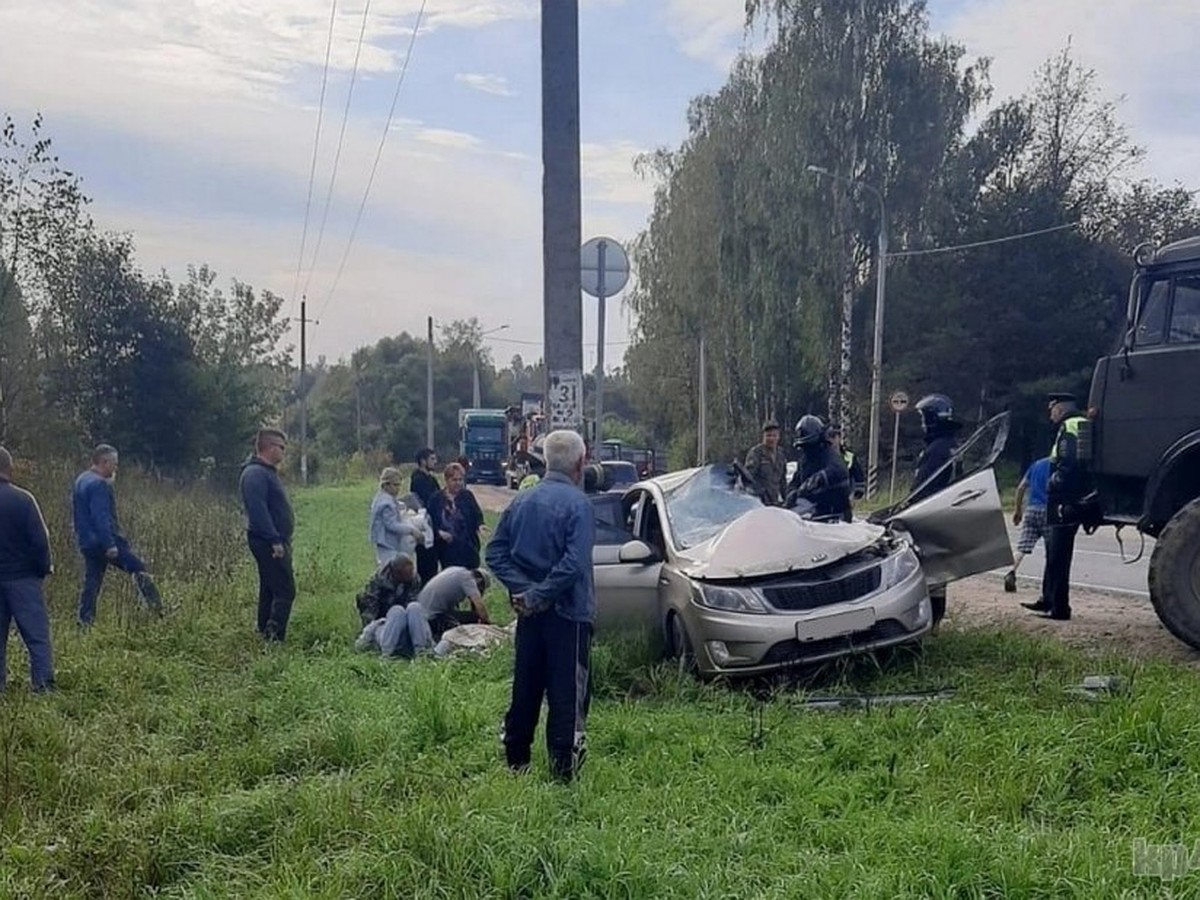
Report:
785,414,851,520
912,394,963,626
826,422,866,512
1023,392,1090,621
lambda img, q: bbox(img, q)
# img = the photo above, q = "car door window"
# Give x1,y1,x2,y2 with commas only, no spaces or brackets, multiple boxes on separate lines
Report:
1169,276,1200,344
1136,279,1170,347
637,496,669,559
592,495,632,546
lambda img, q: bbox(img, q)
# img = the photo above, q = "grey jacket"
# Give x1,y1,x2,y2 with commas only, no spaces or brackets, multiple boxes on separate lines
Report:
369,490,429,564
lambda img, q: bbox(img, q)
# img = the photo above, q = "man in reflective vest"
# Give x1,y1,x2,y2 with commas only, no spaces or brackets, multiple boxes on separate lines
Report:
1022,392,1090,621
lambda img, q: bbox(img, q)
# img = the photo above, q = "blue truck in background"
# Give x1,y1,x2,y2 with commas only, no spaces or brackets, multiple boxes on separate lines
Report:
458,408,509,485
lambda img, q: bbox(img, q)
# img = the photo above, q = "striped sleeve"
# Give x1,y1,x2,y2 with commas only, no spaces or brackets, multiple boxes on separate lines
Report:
18,487,53,577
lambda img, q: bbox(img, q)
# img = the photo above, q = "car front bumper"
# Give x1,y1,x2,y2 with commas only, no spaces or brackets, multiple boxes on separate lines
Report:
682,566,931,677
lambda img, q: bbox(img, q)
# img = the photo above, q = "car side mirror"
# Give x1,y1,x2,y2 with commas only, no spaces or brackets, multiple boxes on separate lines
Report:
618,539,658,564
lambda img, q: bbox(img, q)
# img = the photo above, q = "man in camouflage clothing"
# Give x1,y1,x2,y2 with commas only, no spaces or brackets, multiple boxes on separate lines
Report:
744,420,788,505
355,554,422,627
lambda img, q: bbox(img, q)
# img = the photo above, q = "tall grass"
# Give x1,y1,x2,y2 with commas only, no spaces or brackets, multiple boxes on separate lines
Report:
2,470,1199,897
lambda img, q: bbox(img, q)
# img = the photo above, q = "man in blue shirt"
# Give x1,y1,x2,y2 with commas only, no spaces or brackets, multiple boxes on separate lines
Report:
72,444,164,627
0,446,56,692
238,429,296,642
486,429,596,782
1005,456,1051,595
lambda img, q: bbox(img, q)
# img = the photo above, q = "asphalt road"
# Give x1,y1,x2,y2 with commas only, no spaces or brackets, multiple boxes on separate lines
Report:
992,525,1153,597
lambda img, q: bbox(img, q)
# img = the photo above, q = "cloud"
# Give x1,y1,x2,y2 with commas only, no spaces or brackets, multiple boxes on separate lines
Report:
582,140,653,206
662,0,746,70
939,0,1200,188
455,72,515,96
415,127,486,150
0,1,536,107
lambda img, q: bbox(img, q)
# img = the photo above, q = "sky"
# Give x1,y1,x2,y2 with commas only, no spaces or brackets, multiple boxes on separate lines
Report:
2,0,1198,372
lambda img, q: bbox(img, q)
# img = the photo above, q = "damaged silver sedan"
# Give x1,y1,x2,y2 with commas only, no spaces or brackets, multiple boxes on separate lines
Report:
590,415,1014,677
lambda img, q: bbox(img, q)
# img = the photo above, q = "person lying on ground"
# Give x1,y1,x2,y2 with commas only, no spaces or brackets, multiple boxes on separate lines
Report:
354,602,434,659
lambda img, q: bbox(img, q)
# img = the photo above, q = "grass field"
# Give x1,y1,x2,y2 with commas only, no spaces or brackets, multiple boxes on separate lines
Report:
3,473,1200,897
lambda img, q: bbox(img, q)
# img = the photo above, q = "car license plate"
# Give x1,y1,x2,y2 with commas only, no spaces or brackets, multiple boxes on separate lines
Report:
797,608,876,642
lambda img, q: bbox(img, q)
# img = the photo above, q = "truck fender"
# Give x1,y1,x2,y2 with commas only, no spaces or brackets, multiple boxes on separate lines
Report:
1143,429,1200,532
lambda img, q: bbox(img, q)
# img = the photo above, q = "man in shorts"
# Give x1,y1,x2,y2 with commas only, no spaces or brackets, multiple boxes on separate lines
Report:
1005,456,1051,595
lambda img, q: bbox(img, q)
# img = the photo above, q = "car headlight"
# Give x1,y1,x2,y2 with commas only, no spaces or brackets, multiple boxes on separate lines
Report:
880,546,921,589
693,583,768,614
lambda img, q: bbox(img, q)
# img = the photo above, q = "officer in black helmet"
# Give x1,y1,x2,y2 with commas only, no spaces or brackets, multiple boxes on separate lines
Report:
912,394,963,501
785,414,851,520
912,394,963,627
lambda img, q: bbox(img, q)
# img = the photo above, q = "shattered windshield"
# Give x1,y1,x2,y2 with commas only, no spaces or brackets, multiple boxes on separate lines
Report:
662,465,765,549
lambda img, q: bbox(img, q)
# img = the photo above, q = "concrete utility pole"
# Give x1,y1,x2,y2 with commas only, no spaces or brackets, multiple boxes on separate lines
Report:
541,0,584,434
426,315,434,448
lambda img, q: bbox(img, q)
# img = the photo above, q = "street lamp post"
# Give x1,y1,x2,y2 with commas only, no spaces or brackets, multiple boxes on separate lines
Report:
473,324,510,407
807,164,887,500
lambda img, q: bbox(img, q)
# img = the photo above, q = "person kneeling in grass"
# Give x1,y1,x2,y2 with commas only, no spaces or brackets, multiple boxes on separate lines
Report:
354,555,432,658
416,566,491,641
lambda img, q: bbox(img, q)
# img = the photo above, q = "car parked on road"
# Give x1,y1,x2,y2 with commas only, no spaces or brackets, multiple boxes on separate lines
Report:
590,414,1013,677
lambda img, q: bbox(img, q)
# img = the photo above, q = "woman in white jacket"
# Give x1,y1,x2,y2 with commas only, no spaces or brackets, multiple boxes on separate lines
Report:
369,468,429,566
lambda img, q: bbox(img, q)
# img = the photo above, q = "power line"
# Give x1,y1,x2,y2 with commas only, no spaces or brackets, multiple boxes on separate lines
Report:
317,0,428,321
301,0,374,301
887,222,1080,259
291,0,339,322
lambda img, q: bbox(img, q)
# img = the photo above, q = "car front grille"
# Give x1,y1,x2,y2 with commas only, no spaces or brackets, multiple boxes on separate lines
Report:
761,618,912,665
761,565,883,611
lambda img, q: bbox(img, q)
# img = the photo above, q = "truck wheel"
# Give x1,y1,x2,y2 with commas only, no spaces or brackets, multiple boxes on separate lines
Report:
1149,497,1200,649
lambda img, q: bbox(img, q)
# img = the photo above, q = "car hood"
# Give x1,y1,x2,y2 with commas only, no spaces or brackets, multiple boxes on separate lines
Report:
674,506,887,580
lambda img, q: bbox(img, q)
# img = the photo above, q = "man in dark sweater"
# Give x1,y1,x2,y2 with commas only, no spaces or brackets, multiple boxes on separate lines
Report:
72,443,164,626
409,447,441,585
0,446,56,692
239,428,296,641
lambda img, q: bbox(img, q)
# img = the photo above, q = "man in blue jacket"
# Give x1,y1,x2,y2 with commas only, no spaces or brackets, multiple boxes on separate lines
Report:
239,429,296,641
486,429,595,782
0,446,56,692
72,444,164,627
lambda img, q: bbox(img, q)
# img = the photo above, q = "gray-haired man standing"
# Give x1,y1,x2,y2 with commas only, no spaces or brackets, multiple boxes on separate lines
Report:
486,429,596,782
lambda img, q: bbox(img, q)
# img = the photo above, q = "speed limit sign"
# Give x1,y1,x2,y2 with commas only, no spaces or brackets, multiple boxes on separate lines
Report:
890,391,909,412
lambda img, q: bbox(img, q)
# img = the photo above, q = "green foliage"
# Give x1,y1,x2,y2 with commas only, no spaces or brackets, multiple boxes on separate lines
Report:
0,117,290,473
626,8,1200,473
601,416,649,448
3,475,1200,896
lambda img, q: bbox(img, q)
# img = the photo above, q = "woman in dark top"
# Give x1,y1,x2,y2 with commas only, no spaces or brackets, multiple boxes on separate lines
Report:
429,462,486,570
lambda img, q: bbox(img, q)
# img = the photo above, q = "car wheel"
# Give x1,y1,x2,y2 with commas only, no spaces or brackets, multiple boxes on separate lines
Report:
668,612,697,676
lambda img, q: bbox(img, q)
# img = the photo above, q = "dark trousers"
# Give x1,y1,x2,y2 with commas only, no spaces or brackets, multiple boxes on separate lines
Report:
503,610,592,780
249,537,296,641
1041,524,1079,616
77,537,161,625
430,609,480,642
415,544,439,587
0,578,55,691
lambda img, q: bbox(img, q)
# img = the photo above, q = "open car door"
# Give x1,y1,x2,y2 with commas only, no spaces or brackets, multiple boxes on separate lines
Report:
875,412,1014,584
592,491,664,634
